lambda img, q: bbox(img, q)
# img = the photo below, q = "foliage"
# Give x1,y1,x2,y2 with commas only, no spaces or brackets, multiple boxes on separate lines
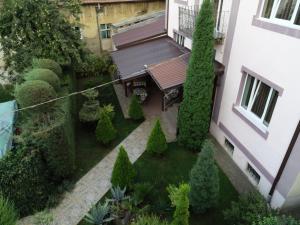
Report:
0,193,18,225
167,183,190,225
189,140,219,213
146,120,167,155
223,192,271,225
0,146,51,216
15,80,57,113
100,104,115,120
253,215,300,225
109,186,129,204
177,0,215,150
84,201,114,225
82,89,99,100
0,0,83,73
33,210,54,225
131,214,169,225
108,64,117,76
111,146,136,189
0,84,14,103
132,182,153,206
32,58,63,77
95,111,117,144
24,68,61,91
128,95,144,121
79,101,101,123
75,54,109,77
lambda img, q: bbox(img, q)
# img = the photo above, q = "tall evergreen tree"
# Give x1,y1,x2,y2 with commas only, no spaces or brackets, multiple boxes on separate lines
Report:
177,0,215,150
189,140,219,213
128,95,144,121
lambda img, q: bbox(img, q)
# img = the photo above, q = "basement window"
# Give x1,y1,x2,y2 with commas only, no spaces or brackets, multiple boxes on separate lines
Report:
247,163,261,184
224,138,234,155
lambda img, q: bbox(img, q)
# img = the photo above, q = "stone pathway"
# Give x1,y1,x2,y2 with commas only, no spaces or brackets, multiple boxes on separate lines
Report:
18,119,155,225
211,137,255,194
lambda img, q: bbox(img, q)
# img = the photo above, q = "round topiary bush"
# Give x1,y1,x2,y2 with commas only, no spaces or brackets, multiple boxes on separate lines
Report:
24,68,61,91
32,58,63,77
15,80,57,113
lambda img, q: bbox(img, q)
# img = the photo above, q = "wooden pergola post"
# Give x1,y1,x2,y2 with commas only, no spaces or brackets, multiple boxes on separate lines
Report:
161,91,165,111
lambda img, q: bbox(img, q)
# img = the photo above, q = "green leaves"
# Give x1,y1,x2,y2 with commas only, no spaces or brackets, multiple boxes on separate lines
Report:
128,95,144,121
95,111,117,144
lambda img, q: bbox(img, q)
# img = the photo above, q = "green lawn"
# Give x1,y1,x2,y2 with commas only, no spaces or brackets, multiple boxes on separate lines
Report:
73,75,141,180
134,142,239,225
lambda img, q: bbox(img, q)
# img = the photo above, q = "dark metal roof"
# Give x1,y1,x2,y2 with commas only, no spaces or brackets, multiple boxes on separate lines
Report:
111,37,187,81
112,15,166,49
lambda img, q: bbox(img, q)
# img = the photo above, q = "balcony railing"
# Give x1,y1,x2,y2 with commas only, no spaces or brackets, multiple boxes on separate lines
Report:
178,5,230,43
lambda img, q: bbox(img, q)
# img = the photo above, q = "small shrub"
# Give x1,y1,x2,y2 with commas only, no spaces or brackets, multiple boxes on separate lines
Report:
0,194,18,225
33,210,54,225
132,182,153,206
128,95,144,121
132,214,169,225
82,89,99,100
111,146,136,189
108,64,117,76
189,140,219,213
75,54,107,77
167,183,190,225
79,101,101,123
15,80,57,113
95,111,117,144
24,68,61,91
32,58,63,77
253,215,300,225
84,202,114,225
223,191,271,225
146,120,167,155
100,104,115,120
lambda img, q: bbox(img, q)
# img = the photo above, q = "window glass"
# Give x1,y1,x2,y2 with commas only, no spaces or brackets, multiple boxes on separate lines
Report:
241,75,255,108
262,0,275,18
295,4,300,24
276,0,298,20
264,91,279,125
251,83,271,118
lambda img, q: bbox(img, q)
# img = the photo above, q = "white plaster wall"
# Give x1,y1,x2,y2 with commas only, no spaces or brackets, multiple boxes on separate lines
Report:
213,0,300,207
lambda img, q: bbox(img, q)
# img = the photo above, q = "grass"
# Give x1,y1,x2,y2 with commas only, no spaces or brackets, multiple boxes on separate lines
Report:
79,142,238,225
73,75,141,180
134,142,238,225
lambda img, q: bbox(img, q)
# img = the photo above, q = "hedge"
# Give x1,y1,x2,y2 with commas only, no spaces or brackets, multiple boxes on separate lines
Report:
32,58,63,77
25,68,61,91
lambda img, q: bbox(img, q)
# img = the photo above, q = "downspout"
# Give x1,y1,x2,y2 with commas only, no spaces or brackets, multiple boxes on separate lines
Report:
95,3,103,54
268,121,300,202
166,0,169,32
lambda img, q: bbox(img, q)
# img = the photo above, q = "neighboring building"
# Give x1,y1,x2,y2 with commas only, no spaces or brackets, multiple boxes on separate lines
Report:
79,0,165,53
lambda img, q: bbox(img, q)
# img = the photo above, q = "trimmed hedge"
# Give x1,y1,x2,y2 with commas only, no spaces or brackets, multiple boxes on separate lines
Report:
25,68,61,91
15,80,57,112
32,58,63,77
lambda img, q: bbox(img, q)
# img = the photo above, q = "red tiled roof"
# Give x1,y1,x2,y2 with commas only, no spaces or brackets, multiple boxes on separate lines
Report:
147,53,190,90
113,15,166,49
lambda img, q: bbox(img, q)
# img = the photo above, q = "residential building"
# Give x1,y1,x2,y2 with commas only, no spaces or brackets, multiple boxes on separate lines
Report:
79,0,165,53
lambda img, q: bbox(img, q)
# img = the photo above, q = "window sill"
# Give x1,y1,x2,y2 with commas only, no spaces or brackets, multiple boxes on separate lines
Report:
232,104,269,139
252,16,300,39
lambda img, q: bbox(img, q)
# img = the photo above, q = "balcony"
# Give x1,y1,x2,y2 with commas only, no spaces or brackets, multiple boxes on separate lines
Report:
178,5,230,43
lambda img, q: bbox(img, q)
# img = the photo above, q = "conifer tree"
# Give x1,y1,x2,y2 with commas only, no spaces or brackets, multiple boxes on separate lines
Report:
189,140,219,213
111,146,136,188
146,119,168,155
95,111,117,144
128,95,144,120
177,0,215,150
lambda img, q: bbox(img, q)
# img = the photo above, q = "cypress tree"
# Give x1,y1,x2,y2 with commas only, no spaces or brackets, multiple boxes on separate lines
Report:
111,146,136,188
189,140,219,213
177,0,215,150
128,95,144,120
146,119,168,155
95,111,117,144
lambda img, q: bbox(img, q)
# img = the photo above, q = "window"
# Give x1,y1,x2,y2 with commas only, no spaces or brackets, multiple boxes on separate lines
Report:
247,163,261,184
261,0,300,26
100,24,111,39
241,74,278,127
173,31,185,46
225,138,234,155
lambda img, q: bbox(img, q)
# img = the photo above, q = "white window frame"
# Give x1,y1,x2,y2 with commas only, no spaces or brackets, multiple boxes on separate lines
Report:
100,24,111,39
260,0,300,29
240,74,278,129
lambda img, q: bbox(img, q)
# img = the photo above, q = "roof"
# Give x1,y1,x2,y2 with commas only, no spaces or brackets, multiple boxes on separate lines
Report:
0,100,17,158
111,37,187,80
113,15,166,49
147,53,190,90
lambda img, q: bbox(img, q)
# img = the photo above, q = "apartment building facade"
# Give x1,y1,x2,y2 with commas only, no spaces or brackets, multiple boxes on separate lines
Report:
166,0,300,209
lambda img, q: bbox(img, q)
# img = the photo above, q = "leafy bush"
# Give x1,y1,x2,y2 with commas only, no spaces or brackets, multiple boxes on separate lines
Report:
82,89,99,100
79,101,101,123
0,146,51,216
132,214,169,225
189,140,219,213
146,120,167,155
223,192,271,225
15,80,57,113
132,182,153,206
95,111,117,144
0,84,14,103
128,95,144,121
33,210,54,225
32,58,63,77
0,194,18,225
253,215,300,225
100,104,115,120
25,68,61,91
111,146,136,189
108,64,117,76
167,183,190,225
75,54,107,77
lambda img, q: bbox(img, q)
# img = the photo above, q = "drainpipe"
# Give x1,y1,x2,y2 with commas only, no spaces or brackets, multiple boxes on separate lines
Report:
95,3,103,54
268,121,300,203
